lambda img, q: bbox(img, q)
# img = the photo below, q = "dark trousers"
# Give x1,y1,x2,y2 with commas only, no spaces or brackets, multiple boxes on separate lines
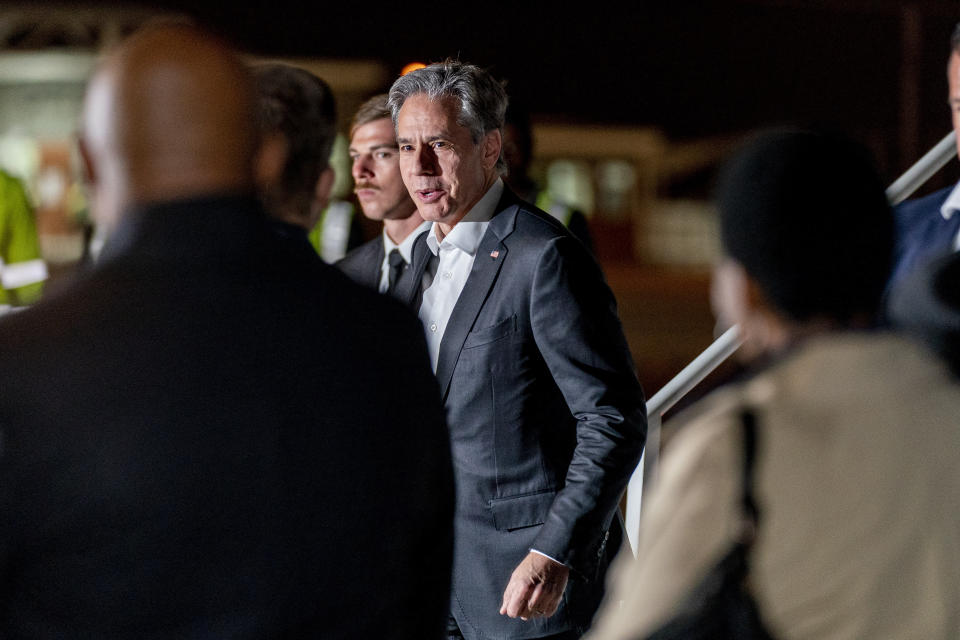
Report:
447,615,583,640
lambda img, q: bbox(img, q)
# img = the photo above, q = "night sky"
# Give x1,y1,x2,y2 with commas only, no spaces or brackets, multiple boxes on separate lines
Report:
90,1,960,184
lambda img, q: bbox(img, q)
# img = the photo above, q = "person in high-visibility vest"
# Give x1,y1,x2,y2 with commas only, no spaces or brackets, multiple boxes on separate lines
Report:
0,168,47,306
502,102,595,256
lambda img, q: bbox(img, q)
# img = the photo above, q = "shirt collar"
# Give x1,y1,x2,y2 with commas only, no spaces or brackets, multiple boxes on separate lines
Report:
382,219,432,263
426,178,503,256
941,181,960,220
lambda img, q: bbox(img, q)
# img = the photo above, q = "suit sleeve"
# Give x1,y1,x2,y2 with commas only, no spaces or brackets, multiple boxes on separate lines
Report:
528,234,646,576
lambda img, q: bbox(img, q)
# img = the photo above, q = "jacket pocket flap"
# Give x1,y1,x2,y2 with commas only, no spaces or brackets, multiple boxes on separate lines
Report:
490,491,556,531
463,314,516,349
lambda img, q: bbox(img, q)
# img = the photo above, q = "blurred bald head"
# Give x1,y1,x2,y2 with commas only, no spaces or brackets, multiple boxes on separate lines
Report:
80,24,257,232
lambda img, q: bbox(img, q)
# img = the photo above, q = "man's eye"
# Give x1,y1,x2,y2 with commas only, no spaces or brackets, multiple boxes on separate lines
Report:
376,151,393,160
432,141,447,149
399,145,413,152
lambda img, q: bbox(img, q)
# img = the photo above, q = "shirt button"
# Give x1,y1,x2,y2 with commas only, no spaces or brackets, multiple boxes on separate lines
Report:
429,322,438,332
443,271,452,279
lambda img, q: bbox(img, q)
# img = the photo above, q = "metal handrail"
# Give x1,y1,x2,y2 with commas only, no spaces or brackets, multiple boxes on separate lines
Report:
886,131,957,206
646,325,743,418
623,130,958,555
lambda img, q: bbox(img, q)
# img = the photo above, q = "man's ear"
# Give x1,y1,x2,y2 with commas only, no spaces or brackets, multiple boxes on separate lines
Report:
253,133,288,189
314,166,335,211
482,129,502,170
77,136,96,186
303,166,336,231
743,273,768,314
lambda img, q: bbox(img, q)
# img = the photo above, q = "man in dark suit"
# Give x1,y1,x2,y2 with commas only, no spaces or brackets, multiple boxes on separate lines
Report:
252,62,338,238
338,94,433,306
0,24,453,638
887,21,960,298
888,185,960,294
389,61,646,640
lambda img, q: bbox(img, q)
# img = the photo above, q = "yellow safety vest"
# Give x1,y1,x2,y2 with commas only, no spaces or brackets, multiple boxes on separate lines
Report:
0,170,46,307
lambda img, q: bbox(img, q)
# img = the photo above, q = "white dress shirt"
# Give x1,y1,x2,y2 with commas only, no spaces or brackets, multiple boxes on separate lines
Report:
939,180,960,251
419,178,503,371
419,179,564,568
377,220,433,294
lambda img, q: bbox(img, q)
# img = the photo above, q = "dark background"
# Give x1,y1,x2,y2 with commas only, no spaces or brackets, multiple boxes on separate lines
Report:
8,0,959,392
129,0,960,189
11,1,960,186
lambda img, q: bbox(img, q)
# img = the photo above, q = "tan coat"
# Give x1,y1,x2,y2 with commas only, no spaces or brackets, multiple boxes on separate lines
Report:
587,333,960,640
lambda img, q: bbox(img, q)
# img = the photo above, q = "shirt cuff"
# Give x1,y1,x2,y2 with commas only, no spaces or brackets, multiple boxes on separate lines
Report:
529,548,565,566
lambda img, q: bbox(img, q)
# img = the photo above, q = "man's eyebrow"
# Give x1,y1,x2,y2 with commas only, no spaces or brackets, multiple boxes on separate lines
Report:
396,132,453,145
349,142,399,154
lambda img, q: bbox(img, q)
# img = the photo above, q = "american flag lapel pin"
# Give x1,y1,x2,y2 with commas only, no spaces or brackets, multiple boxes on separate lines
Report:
490,250,500,259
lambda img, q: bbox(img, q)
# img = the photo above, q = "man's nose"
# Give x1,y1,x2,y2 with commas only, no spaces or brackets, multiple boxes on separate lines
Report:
413,146,437,175
352,155,373,180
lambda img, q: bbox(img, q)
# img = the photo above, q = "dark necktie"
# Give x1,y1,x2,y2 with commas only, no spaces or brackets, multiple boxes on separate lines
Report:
386,249,407,296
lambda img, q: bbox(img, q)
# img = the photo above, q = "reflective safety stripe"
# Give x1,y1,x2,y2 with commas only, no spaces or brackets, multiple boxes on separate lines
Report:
319,201,354,263
0,258,48,290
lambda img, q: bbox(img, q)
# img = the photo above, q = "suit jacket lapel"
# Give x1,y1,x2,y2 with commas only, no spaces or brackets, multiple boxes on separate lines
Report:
399,229,433,309
435,192,520,402
370,237,385,290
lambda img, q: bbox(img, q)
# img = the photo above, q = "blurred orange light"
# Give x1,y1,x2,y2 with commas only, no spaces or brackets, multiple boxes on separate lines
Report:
401,62,427,76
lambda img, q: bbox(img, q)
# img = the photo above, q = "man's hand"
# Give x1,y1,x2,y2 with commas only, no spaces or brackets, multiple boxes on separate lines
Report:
499,551,570,621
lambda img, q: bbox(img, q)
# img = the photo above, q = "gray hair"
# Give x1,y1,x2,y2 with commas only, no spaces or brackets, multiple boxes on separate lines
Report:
387,60,508,174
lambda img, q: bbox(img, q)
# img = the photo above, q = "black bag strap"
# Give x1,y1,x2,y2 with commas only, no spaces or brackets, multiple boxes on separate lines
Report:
740,409,761,537
642,407,777,640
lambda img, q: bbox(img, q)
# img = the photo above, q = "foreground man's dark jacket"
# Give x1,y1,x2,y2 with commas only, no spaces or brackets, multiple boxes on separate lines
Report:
0,195,453,639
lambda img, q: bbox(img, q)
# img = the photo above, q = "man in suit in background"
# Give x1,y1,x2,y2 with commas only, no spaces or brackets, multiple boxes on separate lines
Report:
0,24,453,638
887,21,960,297
253,61,366,263
253,62,338,241
338,94,433,305
389,60,646,640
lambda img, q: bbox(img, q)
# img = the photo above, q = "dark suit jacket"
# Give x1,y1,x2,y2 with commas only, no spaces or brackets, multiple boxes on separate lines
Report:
440,188,646,639
337,229,434,308
889,249,960,377
887,185,960,295
0,195,453,639
336,235,384,290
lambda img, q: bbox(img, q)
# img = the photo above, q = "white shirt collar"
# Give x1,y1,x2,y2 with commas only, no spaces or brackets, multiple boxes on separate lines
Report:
382,219,432,264
940,181,960,220
426,178,504,256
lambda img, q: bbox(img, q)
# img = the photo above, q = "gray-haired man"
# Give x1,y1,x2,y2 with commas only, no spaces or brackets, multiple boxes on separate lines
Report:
389,60,646,640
